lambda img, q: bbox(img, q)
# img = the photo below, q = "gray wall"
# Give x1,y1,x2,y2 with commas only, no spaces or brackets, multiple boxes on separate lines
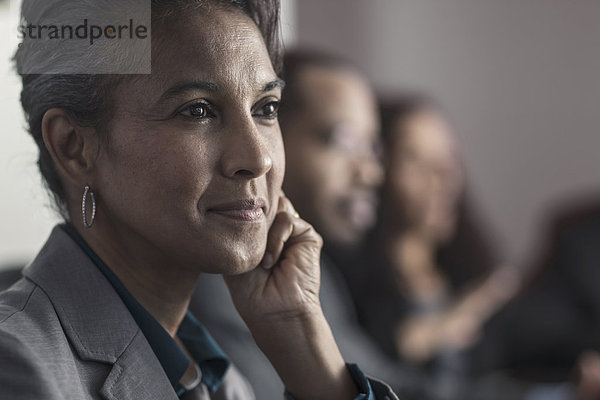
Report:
296,0,600,266
0,3,60,268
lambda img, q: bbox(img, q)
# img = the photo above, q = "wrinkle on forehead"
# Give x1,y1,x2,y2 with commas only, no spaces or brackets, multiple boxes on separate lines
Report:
208,21,267,96
150,6,274,98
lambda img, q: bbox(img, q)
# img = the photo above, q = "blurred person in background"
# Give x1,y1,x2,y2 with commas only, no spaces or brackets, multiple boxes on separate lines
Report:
190,50,429,400
472,196,600,399
359,94,521,399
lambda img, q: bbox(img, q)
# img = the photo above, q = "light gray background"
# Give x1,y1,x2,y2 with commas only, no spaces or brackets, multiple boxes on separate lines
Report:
1,0,599,269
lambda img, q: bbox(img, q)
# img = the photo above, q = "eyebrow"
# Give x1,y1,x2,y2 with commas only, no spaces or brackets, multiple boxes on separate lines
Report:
263,79,286,92
158,78,286,103
159,81,219,102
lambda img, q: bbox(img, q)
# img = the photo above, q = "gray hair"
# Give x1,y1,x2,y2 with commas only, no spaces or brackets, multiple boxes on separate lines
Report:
15,0,282,220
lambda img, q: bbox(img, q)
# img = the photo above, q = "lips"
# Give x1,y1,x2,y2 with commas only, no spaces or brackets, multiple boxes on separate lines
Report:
340,192,378,231
207,198,266,222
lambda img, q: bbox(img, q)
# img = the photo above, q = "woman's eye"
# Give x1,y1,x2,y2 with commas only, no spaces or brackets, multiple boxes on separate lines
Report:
254,101,280,119
178,103,210,119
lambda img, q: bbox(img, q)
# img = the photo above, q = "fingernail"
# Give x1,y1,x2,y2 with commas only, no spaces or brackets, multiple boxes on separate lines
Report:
260,252,274,269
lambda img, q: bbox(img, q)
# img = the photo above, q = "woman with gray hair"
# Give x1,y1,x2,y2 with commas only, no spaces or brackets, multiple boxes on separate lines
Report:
0,1,397,399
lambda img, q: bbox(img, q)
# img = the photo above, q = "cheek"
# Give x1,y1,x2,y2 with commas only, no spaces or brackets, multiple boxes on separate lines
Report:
309,151,349,195
447,172,465,202
388,168,427,221
158,138,214,197
271,134,286,185
404,172,425,200
259,133,285,224
391,167,418,199
100,134,214,216
291,153,345,226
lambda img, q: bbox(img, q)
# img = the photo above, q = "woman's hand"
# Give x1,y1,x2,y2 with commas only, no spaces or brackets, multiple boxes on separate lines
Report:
577,351,600,400
396,266,521,364
224,194,358,400
224,194,323,324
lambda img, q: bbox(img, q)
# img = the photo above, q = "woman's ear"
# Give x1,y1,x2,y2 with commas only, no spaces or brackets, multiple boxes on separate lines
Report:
41,108,99,186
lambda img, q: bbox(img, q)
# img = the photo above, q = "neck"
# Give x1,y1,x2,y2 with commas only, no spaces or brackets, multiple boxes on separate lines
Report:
390,231,435,268
385,230,448,302
74,220,199,337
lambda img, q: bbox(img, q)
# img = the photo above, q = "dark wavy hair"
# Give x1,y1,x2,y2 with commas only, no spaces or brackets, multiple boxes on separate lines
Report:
14,0,282,219
378,94,498,289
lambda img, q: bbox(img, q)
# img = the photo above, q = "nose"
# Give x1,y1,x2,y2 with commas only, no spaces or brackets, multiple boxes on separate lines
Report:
354,155,384,188
430,164,463,197
220,115,273,179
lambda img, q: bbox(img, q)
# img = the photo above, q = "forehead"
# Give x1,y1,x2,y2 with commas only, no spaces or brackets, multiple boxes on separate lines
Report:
296,67,378,136
139,7,276,97
397,111,458,158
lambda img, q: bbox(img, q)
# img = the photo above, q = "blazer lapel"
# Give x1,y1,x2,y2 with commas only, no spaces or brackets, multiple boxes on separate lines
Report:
100,330,178,400
24,226,178,400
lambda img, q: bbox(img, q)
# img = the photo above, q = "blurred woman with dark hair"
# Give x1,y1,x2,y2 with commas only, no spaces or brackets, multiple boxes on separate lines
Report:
362,95,520,380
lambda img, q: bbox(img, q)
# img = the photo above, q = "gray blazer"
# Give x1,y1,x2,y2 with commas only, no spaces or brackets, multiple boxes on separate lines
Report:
0,226,253,400
0,227,398,400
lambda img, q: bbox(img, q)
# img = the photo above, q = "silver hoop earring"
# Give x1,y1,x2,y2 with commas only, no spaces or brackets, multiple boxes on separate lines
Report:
82,185,96,228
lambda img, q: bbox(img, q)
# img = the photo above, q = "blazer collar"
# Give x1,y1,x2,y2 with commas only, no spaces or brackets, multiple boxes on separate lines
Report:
23,226,177,399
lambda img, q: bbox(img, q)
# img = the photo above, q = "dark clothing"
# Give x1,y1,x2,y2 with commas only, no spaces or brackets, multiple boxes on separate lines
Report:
190,255,421,400
62,224,230,396
473,207,600,379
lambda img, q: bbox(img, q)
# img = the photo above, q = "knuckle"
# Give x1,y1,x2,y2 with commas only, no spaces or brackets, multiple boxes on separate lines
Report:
276,210,294,224
310,227,324,246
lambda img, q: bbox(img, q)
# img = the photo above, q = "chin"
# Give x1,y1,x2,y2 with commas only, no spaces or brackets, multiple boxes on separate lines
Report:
325,226,365,250
200,244,265,276
223,258,261,276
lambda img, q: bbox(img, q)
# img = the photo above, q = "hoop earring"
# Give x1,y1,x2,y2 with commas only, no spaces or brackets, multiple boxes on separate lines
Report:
82,185,96,228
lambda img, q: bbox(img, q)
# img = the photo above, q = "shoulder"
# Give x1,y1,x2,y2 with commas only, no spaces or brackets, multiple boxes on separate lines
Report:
0,276,59,332
0,276,63,354
0,280,63,398
0,326,60,398
0,277,43,325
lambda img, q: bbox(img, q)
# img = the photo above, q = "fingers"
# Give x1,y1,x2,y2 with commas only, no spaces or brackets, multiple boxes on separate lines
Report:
260,195,321,270
277,193,300,217
260,210,295,269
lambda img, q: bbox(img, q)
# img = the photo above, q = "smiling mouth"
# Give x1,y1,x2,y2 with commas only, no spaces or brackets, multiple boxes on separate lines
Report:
207,199,266,222
340,193,378,230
